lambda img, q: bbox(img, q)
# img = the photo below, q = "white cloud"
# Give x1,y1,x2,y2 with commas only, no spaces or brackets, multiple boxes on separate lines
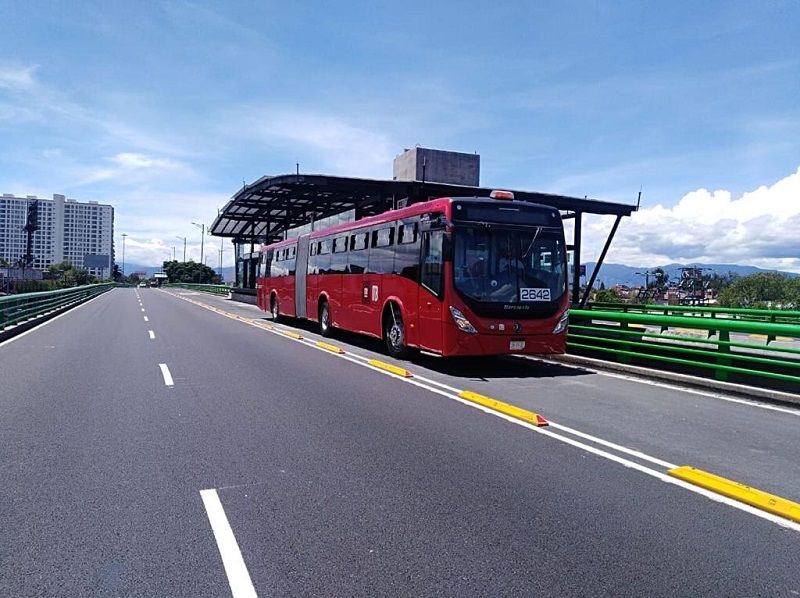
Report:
0,64,38,90
77,152,192,185
232,107,396,178
577,166,800,273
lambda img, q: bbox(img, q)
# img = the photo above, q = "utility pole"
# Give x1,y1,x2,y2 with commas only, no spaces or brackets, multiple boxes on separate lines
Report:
121,233,128,277
191,222,205,265
176,236,187,262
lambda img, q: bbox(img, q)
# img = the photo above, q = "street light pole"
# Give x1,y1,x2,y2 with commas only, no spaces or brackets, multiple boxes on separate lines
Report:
176,236,187,262
121,233,128,276
191,222,205,265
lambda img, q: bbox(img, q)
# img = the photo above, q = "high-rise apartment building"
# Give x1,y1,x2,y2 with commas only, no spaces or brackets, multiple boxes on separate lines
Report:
0,193,115,277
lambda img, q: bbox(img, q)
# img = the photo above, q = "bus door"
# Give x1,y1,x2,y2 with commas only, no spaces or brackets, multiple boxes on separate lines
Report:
295,235,310,318
417,230,444,351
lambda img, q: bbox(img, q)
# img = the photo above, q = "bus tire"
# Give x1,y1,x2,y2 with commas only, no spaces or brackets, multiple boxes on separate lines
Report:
383,303,408,358
319,300,333,337
270,294,281,322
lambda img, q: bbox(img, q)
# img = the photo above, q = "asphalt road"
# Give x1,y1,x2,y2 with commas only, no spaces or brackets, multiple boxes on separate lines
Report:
1,287,799,597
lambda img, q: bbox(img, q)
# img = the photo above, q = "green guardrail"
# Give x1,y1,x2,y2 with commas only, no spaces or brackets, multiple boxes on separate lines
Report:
0,283,114,331
568,308,800,392
164,283,231,295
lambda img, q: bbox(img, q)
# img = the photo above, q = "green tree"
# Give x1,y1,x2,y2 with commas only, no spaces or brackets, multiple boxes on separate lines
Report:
163,260,217,283
0,256,9,267
703,271,738,294
784,276,800,309
718,272,789,309
594,287,622,303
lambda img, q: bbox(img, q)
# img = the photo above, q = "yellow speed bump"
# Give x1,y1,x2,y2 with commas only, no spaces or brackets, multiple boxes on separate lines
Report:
458,390,548,427
281,330,303,340
367,359,413,378
317,341,345,354
668,466,800,523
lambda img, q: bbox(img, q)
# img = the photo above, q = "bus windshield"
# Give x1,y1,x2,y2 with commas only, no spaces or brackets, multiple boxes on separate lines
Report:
453,226,566,304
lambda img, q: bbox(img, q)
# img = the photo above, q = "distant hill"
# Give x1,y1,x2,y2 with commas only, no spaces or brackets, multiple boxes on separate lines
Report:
584,262,798,288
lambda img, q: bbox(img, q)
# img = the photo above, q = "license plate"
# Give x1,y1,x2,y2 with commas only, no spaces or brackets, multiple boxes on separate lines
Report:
520,287,551,302
509,340,526,351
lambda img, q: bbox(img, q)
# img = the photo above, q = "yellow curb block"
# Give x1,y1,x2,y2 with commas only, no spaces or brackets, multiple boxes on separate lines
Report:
367,359,413,378
281,330,303,340
668,466,800,523
317,341,345,354
458,390,549,426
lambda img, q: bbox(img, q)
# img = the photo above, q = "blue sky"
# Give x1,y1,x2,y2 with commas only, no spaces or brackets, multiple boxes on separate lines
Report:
1,0,799,270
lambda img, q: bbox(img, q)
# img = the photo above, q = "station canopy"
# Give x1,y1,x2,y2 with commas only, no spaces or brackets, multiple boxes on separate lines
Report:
210,174,636,243
210,173,637,306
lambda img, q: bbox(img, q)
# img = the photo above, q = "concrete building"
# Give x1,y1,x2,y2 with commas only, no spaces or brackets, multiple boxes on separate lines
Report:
393,147,480,186
0,193,114,278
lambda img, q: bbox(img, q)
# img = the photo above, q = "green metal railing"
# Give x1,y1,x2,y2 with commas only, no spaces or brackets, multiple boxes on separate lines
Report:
0,283,114,331
586,302,800,326
164,283,230,295
568,308,800,392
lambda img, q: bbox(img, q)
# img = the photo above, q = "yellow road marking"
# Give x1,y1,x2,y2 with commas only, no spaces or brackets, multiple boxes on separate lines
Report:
281,330,303,340
317,341,345,354
668,466,800,523
458,390,548,427
367,359,413,378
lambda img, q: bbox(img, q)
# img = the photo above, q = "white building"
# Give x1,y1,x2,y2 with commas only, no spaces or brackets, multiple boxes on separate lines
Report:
0,193,115,278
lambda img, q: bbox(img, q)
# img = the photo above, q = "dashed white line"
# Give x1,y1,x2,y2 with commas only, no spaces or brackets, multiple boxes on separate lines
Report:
141,308,146,312
143,316,149,322
200,489,258,598
159,363,174,386
148,330,155,340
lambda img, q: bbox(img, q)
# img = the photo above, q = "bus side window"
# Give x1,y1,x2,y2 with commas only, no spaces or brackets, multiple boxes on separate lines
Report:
420,231,443,297
318,238,332,274
331,235,347,273
368,226,395,274
287,244,297,276
308,241,318,275
394,219,420,280
262,250,273,278
270,248,282,278
349,230,368,274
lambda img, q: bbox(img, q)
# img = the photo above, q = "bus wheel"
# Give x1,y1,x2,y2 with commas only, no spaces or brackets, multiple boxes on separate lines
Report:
384,304,408,358
319,300,333,337
271,295,281,321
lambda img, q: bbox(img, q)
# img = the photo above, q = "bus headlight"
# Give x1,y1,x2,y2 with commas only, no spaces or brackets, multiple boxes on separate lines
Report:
449,306,478,334
552,310,570,334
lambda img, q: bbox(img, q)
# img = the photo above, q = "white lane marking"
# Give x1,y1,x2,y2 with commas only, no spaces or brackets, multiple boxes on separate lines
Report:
528,356,800,417
141,308,146,312
546,422,677,469
200,489,258,598
143,316,149,322
163,289,800,531
148,330,155,340
159,363,174,386
0,288,112,349
600,371,800,416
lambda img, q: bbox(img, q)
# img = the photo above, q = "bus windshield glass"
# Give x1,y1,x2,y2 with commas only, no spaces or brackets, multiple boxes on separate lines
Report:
453,226,566,304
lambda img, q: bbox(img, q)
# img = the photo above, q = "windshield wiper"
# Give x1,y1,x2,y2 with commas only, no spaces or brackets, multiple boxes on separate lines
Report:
522,227,541,259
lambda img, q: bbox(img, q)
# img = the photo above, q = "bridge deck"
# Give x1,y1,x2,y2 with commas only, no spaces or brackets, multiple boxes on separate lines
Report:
2,287,798,596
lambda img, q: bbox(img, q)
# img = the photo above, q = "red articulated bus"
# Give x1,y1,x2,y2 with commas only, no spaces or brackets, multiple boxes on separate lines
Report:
256,191,570,358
